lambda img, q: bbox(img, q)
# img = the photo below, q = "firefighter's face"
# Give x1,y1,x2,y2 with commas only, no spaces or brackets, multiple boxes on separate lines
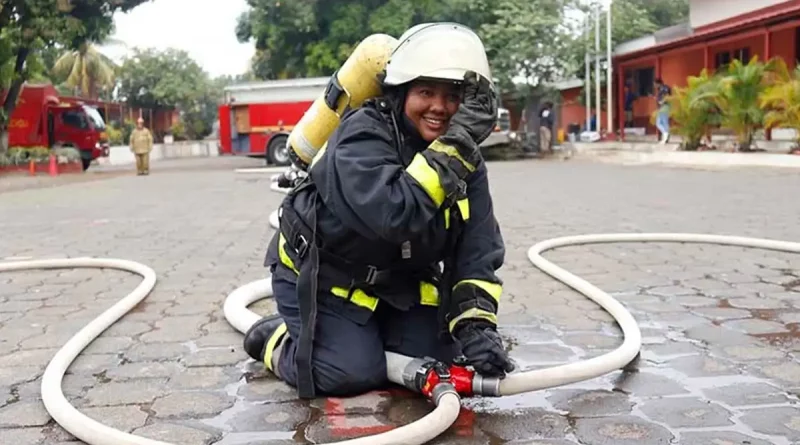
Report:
404,80,461,142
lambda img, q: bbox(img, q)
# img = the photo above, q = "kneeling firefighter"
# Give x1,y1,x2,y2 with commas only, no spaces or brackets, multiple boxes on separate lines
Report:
244,22,514,399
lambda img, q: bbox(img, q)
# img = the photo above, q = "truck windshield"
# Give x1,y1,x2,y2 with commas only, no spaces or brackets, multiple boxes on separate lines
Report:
82,105,106,130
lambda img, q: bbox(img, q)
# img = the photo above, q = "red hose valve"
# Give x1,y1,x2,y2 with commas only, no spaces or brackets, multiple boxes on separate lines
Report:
448,364,475,396
416,361,476,399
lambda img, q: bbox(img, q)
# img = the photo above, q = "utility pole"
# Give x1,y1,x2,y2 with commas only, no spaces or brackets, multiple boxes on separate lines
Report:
594,2,601,134
606,0,614,136
583,14,592,131
585,13,591,132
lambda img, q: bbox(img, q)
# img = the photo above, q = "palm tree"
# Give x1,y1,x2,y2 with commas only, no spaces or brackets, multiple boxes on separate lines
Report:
694,56,776,151
52,42,117,99
760,58,800,152
665,69,721,151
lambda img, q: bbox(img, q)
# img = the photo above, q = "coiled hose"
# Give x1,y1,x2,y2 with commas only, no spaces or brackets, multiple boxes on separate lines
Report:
1,177,798,444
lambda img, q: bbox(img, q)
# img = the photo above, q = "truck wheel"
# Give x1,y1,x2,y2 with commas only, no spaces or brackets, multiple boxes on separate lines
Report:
266,135,290,166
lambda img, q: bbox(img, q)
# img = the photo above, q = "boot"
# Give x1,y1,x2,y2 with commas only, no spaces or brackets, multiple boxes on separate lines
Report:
243,314,287,372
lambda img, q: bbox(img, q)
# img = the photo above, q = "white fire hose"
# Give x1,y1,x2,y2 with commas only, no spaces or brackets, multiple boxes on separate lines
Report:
1,176,798,444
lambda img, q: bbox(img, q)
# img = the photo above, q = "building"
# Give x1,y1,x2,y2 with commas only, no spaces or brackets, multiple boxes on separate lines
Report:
557,0,800,139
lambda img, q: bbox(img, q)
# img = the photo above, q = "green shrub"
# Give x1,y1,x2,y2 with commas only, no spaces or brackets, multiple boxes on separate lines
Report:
665,69,721,151
6,146,51,165
107,123,124,145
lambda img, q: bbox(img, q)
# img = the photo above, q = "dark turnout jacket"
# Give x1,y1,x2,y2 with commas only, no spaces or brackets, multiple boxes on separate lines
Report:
265,97,505,335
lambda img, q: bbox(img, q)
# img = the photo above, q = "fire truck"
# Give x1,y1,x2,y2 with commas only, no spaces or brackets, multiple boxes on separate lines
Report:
217,77,512,166
2,83,109,170
218,77,327,166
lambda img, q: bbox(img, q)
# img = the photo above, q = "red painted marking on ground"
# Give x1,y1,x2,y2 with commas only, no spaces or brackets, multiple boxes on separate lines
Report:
324,394,396,438
454,408,475,437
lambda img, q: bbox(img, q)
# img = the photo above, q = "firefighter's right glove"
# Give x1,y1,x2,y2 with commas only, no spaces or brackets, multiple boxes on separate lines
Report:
426,71,498,179
452,320,515,378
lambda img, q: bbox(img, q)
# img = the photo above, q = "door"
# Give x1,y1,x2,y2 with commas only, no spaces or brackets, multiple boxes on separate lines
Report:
55,108,92,149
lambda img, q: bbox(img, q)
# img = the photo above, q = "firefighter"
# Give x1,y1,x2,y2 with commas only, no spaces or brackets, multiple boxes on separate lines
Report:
129,117,153,175
244,23,513,398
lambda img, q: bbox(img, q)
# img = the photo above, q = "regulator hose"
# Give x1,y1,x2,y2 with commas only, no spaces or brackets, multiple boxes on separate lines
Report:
1,176,797,444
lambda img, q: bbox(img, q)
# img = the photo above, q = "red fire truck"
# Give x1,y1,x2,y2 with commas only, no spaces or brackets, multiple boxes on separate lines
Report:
217,77,513,166
217,77,328,166
2,83,109,170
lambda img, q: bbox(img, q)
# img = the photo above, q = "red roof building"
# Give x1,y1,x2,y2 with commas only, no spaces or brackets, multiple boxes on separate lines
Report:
558,0,800,140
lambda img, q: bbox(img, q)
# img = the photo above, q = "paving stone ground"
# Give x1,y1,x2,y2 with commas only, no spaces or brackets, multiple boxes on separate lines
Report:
1,156,799,445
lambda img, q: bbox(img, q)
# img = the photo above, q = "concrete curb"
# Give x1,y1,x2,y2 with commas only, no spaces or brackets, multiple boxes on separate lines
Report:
567,143,800,169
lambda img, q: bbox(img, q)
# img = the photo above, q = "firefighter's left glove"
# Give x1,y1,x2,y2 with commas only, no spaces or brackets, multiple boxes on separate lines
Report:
452,320,515,377
425,71,498,179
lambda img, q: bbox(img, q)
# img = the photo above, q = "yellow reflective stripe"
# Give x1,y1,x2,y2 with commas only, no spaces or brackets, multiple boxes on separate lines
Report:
420,282,439,306
456,198,470,221
444,208,450,229
427,140,476,173
263,322,287,372
331,287,379,311
310,141,328,169
406,152,445,207
448,308,497,333
278,233,299,274
455,279,502,303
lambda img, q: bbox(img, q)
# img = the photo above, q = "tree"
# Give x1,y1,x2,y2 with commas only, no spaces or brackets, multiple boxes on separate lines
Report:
116,48,219,140
235,0,499,80
0,0,149,154
565,0,689,82
52,42,117,99
480,0,583,96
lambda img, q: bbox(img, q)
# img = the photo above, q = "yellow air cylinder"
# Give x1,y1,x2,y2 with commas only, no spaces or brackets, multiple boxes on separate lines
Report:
288,33,398,169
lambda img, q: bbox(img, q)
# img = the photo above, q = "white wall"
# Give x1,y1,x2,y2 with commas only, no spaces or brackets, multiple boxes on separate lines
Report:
98,140,220,166
690,0,789,29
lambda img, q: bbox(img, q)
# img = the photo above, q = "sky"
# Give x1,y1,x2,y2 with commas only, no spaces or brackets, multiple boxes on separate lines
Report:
99,0,610,80
102,0,255,78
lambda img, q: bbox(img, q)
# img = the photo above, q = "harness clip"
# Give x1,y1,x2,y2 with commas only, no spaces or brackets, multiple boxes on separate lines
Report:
296,234,310,259
364,265,378,286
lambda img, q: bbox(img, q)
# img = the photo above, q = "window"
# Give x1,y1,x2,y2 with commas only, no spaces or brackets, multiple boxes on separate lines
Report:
62,110,88,129
82,105,106,130
715,47,750,69
625,67,655,97
715,51,731,69
734,48,751,63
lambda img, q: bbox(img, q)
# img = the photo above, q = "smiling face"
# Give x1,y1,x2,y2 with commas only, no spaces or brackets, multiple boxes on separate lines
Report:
403,80,462,142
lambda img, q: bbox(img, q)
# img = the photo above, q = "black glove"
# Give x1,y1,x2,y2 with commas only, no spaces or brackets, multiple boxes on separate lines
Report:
436,71,499,171
453,320,515,377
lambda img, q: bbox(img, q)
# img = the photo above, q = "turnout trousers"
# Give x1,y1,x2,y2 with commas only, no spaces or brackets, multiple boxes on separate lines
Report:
271,272,457,396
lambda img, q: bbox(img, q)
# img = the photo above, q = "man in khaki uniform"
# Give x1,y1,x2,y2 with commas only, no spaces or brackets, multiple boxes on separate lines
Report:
129,117,153,175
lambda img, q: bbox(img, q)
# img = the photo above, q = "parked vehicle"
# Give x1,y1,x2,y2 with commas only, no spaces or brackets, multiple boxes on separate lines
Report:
217,78,327,166
2,83,109,170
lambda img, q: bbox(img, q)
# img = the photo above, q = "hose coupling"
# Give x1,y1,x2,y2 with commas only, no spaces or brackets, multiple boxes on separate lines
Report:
431,381,458,406
471,373,501,397
402,357,477,399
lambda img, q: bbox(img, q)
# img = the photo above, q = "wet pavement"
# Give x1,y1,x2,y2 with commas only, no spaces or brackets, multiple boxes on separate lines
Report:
1,156,799,444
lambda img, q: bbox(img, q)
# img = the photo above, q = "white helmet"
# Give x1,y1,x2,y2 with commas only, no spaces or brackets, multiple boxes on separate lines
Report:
382,23,493,86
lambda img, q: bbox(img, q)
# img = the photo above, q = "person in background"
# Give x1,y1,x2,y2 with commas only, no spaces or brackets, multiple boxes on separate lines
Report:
539,101,554,155
129,117,153,175
624,83,636,128
654,78,672,144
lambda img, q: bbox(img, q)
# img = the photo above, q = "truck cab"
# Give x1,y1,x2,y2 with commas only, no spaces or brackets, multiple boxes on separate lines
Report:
5,84,109,170
47,101,109,170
